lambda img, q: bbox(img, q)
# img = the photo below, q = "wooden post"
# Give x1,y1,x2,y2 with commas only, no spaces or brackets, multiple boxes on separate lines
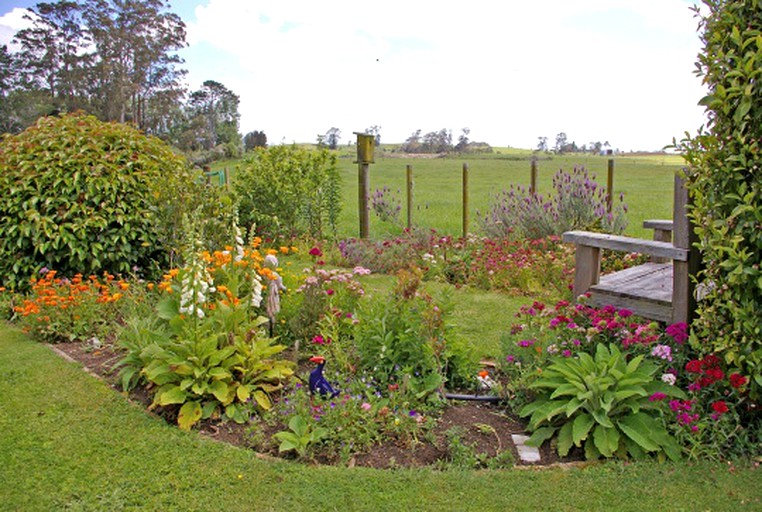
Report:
671,173,696,324
462,163,469,238
406,164,413,230
530,157,538,195
606,158,614,213
355,132,375,239
223,167,231,187
358,163,369,239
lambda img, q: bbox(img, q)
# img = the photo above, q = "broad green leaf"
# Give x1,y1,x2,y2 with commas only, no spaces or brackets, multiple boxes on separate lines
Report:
624,355,645,375
572,413,595,446
584,439,602,460
177,400,202,431
156,296,179,320
617,413,660,452
590,408,615,429
157,386,187,406
236,385,251,402
529,400,568,429
253,390,272,410
274,432,299,453
525,426,557,447
557,422,574,457
593,424,620,458
208,367,232,381
550,383,582,399
565,397,584,417
288,415,308,437
208,380,231,403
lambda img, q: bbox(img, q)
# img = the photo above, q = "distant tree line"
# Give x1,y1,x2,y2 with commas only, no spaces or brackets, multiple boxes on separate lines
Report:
537,133,612,154
399,127,492,154
0,0,266,165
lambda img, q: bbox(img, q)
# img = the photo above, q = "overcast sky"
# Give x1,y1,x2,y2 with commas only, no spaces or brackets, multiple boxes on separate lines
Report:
0,0,707,151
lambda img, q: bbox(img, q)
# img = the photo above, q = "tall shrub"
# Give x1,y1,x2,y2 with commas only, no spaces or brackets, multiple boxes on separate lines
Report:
0,113,205,290
675,0,762,399
232,145,341,240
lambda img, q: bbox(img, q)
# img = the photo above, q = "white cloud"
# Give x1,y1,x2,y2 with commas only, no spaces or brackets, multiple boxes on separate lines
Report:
1,0,706,150
0,7,33,50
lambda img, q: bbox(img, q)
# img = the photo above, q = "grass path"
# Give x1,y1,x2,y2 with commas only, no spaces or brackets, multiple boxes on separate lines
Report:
1,326,760,511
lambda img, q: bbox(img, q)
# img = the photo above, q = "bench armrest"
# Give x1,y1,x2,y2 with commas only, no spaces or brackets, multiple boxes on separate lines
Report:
562,231,689,261
643,220,674,231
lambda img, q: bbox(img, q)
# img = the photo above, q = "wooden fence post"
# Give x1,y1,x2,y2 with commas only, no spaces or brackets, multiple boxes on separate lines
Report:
607,158,615,213
358,162,369,238
406,164,413,230
462,163,469,238
530,157,538,195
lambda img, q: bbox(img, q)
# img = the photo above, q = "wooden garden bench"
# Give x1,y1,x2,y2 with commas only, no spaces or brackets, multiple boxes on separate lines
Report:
562,174,696,324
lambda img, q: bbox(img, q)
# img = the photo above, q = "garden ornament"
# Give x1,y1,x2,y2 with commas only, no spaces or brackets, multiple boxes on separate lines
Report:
264,254,286,336
308,356,339,397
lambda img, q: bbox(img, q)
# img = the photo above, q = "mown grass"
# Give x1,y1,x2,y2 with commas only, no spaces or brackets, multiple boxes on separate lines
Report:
1,326,760,511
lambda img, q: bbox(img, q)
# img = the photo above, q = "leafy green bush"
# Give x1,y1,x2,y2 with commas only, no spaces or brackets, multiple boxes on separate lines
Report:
232,145,341,239
0,113,203,290
520,343,685,461
353,267,477,394
674,0,762,400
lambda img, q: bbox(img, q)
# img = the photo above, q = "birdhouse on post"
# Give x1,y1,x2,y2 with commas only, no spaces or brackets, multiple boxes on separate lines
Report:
354,132,375,164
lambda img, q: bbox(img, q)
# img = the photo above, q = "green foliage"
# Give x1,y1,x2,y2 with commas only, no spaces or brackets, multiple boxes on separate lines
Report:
273,415,328,457
353,267,477,393
116,223,296,430
674,0,762,399
233,145,341,239
520,343,685,461
0,113,199,290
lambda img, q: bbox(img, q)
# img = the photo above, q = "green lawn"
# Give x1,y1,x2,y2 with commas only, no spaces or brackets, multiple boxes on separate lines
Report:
1,326,760,511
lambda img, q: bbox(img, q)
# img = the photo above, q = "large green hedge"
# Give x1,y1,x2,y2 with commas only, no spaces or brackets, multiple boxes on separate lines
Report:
0,113,201,289
678,0,762,399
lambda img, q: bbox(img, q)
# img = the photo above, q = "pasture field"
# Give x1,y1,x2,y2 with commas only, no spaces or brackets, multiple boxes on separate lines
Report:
212,148,686,241
332,151,684,240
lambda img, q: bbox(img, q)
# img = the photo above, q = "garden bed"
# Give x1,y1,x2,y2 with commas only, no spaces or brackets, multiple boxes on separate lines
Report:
49,340,582,469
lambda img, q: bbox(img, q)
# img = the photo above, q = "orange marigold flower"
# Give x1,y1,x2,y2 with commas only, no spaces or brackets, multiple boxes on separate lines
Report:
279,246,289,254
147,283,155,291
118,282,129,290
266,248,277,256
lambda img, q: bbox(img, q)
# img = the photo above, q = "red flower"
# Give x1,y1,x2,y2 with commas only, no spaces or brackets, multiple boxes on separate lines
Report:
309,247,323,257
729,373,747,389
704,367,725,384
685,360,702,373
711,401,729,415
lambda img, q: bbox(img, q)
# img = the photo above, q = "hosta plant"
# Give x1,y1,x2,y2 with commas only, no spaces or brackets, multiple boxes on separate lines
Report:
520,343,685,460
273,415,328,458
143,330,293,430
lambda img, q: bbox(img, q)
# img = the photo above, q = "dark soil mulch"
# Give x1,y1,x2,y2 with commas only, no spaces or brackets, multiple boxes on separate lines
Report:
50,340,584,469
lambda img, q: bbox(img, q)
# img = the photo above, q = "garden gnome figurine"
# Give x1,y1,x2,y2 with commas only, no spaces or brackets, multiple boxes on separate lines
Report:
264,253,286,336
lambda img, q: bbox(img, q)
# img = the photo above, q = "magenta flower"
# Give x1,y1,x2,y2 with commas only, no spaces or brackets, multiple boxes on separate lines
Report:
649,392,667,402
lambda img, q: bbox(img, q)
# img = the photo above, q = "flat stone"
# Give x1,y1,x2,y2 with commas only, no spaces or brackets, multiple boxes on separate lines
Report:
511,434,542,463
